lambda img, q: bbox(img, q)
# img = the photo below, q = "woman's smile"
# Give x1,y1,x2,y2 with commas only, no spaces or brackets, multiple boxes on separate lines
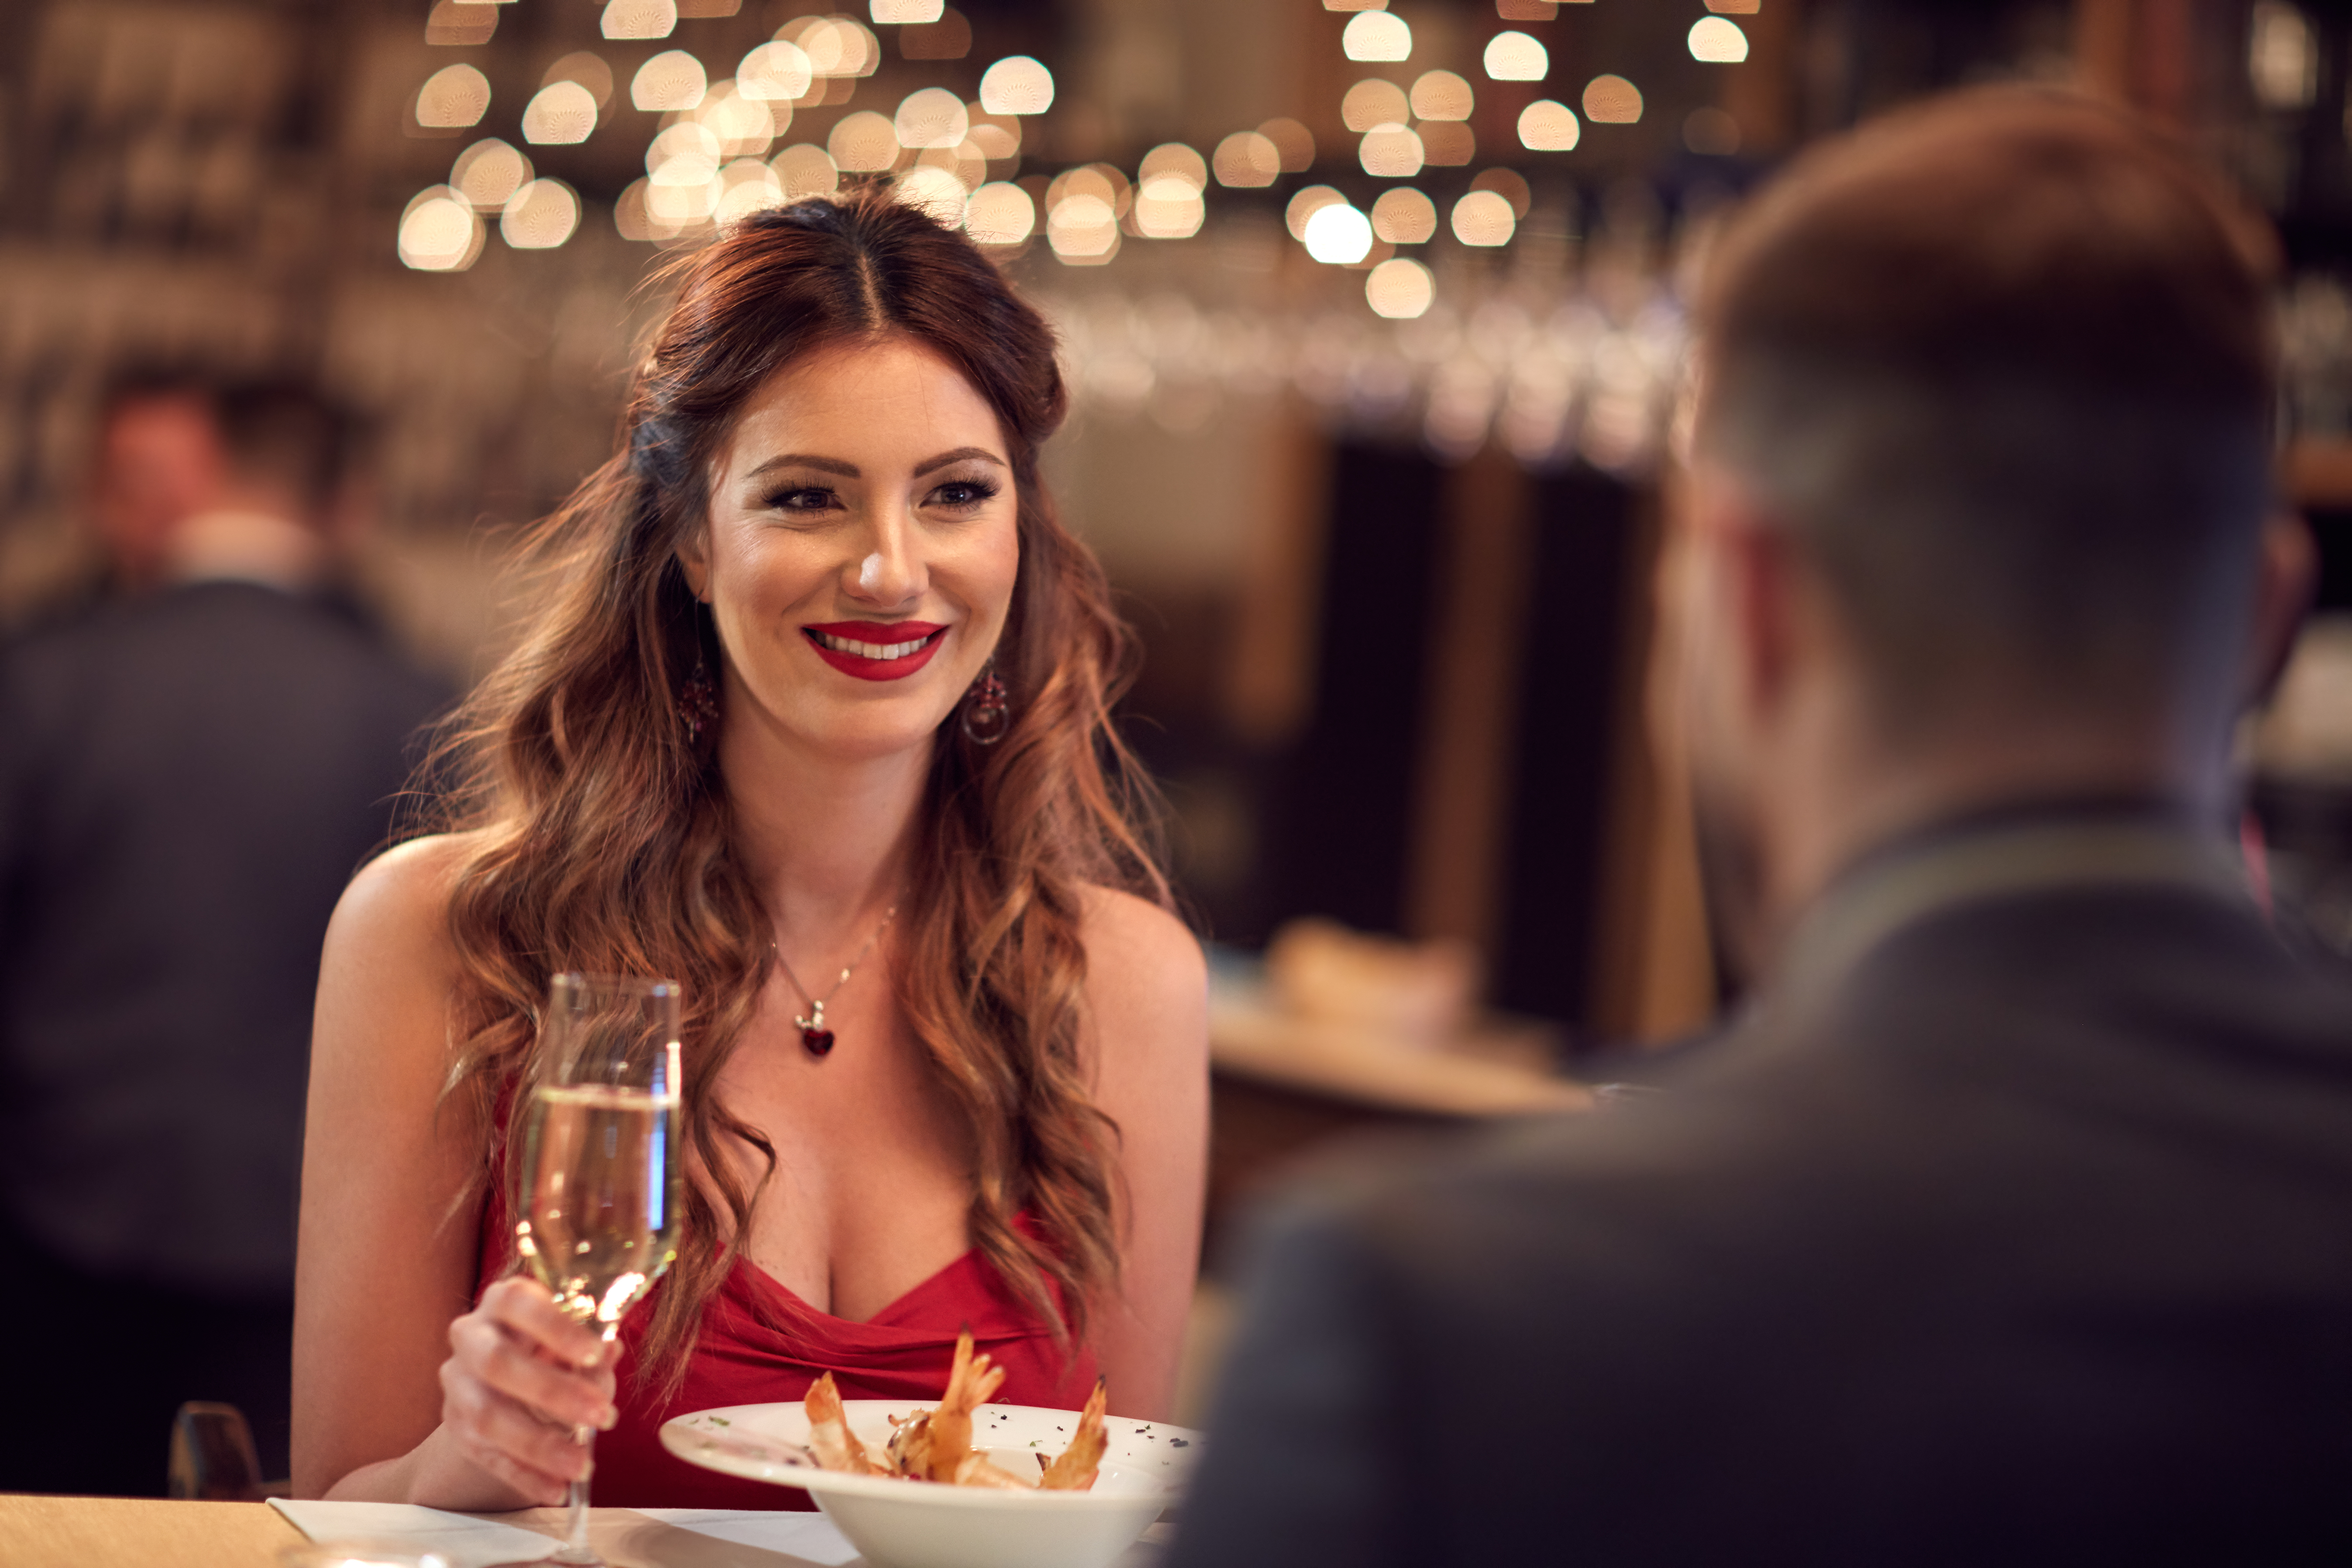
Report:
803,620,948,681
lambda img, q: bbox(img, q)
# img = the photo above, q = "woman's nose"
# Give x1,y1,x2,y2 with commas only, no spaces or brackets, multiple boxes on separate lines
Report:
846,515,922,605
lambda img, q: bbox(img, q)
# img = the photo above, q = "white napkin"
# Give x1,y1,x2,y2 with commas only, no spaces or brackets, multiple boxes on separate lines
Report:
270,1498,861,1567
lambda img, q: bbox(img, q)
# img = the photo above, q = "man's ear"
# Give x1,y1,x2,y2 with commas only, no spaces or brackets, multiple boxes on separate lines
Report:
1695,480,1802,726
2245,511,2318,708
675,526,711,604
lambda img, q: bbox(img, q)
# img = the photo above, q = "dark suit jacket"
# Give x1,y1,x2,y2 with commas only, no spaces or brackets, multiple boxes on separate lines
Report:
1171,814,2352,1567
0,580,445,1297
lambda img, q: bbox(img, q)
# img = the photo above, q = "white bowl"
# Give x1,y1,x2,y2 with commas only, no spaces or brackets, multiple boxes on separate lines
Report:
661,1399,1202,1568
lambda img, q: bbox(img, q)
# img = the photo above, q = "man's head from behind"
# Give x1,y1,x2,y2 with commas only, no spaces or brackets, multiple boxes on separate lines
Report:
91,371,353,590
1684,88,2307,960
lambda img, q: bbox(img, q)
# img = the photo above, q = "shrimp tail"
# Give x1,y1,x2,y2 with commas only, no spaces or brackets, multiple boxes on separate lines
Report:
805,1371,884,1475
1038,1378,1108,1492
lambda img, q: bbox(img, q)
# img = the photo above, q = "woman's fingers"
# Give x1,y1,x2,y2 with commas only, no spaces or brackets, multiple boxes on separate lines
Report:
449,1309,616,1431
481,1276,607,1369
439,1355,592,1500
436,1276,621,1503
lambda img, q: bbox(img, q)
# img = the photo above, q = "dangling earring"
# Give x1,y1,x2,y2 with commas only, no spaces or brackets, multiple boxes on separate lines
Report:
679,637,720,748
961,659,1010,745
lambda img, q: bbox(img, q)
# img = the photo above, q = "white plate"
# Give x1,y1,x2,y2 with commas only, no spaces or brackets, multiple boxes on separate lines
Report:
661,1400,1202,1568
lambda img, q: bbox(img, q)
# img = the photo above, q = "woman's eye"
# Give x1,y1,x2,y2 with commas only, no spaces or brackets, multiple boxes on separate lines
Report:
928,479,999,510
768,486,838,512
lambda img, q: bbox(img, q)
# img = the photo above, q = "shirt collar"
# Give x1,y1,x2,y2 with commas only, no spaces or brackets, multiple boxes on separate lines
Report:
1767,801,2253,1014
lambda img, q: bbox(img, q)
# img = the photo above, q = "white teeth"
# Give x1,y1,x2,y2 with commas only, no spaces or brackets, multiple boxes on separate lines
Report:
815,630,932,660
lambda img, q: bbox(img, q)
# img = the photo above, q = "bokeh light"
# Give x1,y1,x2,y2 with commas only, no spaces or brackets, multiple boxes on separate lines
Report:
1365,257,1434,319
501,179,580,248
1359,127,1423,177
1214,131,1281,187
1451,189,1515,246
895,164,968,226
1706,0,1760,9
828,110,899,171
1471,166,1532,217
707,84,783,154
1688,18,1749,63
771,143,840,198
452,138,532,211
1285,184,1345,241
1139,142,1208,191
1047,193,1118,261
1410,70,1473,121
895,87,968,148
544,51,616,109
738,41,814,101
522,81,597,144
1342,79,1410,133
633,51,708,113
1342,12,1412,62
1303,202,1373,265
1418,122,1475,165
602,0,676,41
615,179,655,241
1371,187,1436,243
964,181,1035,244
415,65,491,130
783,16,880,78
1484,31,1547,81
979,56,1054,115
649,121,722,184
714,158,784,222
1048,164,1131,219
1134,176,1205,238
398,186,482,271
1258,118,1317,171
1583,75,1643,123
425,0,496,47
1519,100,1580,151
870,0,944,21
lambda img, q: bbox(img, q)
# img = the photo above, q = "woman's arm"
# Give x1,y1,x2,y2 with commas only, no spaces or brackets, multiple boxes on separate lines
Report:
1079,887,1210,1423
293,834,613,1505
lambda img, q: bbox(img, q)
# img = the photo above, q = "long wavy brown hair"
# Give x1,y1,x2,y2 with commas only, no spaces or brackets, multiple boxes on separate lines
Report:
426,187,1169,1388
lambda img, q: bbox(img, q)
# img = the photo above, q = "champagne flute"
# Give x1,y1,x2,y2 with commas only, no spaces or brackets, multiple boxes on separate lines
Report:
512,974,684,1566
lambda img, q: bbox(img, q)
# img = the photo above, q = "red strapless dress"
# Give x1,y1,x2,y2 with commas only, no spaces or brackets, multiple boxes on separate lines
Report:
474,1188,1097,1509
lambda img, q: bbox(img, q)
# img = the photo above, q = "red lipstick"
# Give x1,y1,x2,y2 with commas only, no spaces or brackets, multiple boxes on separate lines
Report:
802,621,947,681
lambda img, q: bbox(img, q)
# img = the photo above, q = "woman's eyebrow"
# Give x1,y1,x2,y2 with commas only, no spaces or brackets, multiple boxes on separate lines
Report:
912,447,1007,477
744,453,859,481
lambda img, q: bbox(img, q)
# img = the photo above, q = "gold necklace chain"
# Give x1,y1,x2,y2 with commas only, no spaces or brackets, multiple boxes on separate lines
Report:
773,904,897,1056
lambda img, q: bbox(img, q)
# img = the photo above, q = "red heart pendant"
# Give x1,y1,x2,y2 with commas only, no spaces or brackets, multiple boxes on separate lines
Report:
801,1027,836,1057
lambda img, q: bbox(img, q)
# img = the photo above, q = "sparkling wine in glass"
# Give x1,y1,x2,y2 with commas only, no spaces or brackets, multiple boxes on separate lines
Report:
512,974,684,1566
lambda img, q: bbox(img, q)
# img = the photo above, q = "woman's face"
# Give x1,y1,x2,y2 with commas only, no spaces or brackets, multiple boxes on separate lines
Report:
680,335,1020,763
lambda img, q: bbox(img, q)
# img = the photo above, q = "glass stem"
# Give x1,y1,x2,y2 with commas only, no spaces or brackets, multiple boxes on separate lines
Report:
561,1468,592,1562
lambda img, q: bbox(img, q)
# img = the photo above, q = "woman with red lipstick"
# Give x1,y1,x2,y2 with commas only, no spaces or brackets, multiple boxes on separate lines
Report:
291,188,1209,1510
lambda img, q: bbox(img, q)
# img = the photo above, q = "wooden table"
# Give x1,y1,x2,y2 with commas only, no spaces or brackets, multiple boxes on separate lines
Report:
1,1495,303,1568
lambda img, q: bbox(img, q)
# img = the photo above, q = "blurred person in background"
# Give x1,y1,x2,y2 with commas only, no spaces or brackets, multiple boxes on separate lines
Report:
1170,89,2352,1568
0,372,447,1493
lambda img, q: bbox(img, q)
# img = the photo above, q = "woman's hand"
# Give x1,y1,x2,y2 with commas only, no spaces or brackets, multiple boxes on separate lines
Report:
434,1277,619,1506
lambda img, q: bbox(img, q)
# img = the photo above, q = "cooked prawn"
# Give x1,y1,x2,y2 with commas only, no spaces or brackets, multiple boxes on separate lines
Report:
924,1327,1007,1483
804,1370,885,1475
1037,1378,1108,1491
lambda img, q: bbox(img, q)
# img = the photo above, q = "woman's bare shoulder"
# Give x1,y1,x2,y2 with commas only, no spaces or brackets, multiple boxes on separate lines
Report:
324,831,487,994
1077,884,1202,971
1075,885,1207,1041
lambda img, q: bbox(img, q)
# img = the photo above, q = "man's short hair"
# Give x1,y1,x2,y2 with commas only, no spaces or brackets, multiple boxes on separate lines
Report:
1696,88,2279,731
